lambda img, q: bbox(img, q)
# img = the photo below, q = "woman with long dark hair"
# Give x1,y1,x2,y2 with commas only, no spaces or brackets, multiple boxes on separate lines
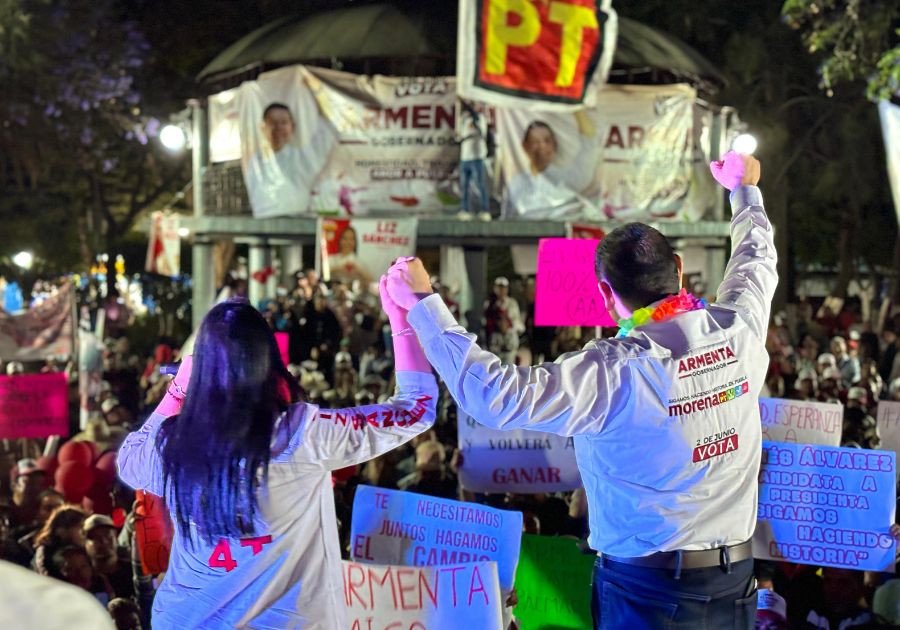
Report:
117,275,436,628
31,504,86,575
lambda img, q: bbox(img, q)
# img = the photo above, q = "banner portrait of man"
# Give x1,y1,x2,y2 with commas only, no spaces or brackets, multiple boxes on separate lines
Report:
239,66,338,218
500,110,601,219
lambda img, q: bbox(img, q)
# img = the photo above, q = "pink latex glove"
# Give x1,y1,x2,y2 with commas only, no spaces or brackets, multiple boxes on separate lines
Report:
154,355,192,417
379,267,411,331
385,257,432,311
380,268,432,374
709,150,747,191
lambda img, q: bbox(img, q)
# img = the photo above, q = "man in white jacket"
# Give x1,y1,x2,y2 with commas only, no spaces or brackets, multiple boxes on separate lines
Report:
387,151,775,629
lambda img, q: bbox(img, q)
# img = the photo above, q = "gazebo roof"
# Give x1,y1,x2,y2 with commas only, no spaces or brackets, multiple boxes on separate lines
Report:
197,4,725,91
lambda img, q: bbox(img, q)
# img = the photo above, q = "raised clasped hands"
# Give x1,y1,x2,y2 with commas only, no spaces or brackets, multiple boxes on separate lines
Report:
709,150,761,191
383,257,433,312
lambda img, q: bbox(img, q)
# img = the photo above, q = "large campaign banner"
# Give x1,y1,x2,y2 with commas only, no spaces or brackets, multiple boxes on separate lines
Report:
0,283,74,361
228,65,460,218
497,83,700,221
758,398,843,446
457,410,582,493
342,560,503,630
513,535,595,630
350,485,523,591
534,237,613,327
754,441,896,571
318,217,417,286
0,373,69,439
457,0,617,109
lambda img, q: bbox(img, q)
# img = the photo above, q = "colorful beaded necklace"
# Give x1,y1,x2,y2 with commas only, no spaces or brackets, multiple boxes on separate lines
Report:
615,289,707,338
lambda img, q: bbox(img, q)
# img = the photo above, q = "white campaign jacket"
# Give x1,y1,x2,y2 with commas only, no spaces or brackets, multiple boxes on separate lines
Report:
118,371,437,629
408,186,776,557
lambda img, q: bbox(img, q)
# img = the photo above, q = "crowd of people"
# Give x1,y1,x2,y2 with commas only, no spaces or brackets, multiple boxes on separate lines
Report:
1,265,900,628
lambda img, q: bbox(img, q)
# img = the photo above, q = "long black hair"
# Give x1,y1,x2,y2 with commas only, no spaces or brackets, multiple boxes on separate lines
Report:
159,299,301,544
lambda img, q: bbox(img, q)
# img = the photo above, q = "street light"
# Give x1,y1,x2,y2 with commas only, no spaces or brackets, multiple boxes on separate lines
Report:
732,133,758,155
12,251,33,270
160,124,188,152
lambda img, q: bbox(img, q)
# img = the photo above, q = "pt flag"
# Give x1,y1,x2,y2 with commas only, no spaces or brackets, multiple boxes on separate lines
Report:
457,0,618,109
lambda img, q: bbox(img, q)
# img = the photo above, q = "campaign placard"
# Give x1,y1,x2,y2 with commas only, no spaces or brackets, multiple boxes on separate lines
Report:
534,238,613,327
457,411,581,493
758,397,843,446
877,401,900,476
0,373,69,439
754,441,896,571
342,560,503,630
350,485,523,591
319,217,417,287
513,534,594,630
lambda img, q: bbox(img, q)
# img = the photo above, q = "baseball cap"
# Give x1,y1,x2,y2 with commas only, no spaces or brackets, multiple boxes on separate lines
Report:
494,276,509,286
817,352,837,366
757,588,787,620
847,386,867,402
83,514,116,534
100,397,121,414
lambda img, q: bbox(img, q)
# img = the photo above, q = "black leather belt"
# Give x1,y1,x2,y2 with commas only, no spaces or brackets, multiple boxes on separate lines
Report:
603,540,752,571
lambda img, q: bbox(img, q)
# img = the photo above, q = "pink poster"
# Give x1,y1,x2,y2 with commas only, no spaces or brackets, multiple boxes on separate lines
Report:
274,332,290,368
535,238,614,327
0,372,69,439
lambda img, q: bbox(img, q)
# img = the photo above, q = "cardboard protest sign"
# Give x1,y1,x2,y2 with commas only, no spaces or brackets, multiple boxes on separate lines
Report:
457,411,581,493
513,534,594,630
343,560,503,630
457,0,617,109
535,238,613,327
754,441,896,571
877,401,900,476
350,485,523,591
319,217,417,287
0,373,69,439
758,398,843,446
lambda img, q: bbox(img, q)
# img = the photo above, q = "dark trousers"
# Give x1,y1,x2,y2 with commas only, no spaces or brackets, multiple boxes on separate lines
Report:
592,554,756,629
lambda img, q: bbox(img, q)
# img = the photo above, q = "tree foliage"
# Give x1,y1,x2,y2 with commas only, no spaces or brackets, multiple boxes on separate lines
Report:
782,0,900,100
617,0,896,301
0,0,187,273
